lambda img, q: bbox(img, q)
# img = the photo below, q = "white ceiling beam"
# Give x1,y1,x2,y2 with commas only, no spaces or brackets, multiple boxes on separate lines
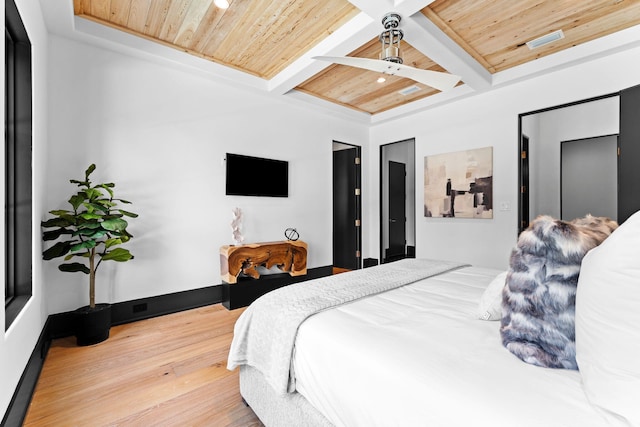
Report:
392,0,436,17
268,12,378,95
346,0,395,19
403,13,492,91
345,0,436,26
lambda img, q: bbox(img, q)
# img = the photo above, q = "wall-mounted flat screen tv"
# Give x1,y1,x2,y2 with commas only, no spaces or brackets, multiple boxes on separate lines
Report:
225,153,289,197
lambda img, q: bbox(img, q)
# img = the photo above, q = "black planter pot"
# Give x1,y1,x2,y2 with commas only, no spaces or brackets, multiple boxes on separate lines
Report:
74,303,112,346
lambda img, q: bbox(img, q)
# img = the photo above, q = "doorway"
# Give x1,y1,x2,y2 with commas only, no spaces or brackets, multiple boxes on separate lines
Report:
380,139,415,264
333,141,361,271
518,94,619,233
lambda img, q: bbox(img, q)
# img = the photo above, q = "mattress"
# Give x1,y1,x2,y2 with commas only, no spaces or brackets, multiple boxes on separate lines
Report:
292,266,609,427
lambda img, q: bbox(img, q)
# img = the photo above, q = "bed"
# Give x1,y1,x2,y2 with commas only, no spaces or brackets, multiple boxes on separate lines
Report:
227,211,640,427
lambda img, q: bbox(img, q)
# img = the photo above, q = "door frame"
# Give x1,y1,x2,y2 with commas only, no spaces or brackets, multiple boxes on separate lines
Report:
517,91,619,234
379,139,415,264
333,141,362,270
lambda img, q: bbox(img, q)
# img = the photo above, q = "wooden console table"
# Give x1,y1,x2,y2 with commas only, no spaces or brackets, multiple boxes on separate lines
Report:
220,240,307,284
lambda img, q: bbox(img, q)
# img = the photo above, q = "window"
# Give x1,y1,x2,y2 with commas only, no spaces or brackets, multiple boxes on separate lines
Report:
5,0,32,330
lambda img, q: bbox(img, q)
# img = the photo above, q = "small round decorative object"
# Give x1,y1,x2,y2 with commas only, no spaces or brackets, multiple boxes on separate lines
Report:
284,228,299,241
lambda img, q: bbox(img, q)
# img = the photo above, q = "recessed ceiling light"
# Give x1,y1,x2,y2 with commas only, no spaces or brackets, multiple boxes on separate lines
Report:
377,77,386,83
526,29,565,50
214,0,229,9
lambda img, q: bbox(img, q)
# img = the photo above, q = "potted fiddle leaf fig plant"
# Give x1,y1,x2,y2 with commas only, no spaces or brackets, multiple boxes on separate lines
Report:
41,164,138,346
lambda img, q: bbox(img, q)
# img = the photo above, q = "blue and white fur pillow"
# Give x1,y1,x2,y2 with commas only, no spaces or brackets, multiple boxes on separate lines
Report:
500,214,617,369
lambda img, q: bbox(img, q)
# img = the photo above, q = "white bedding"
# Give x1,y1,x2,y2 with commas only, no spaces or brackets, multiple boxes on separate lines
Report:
293,266,611,427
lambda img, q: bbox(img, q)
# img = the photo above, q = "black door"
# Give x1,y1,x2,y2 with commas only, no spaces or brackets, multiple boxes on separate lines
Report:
386,161,406,262
333,147,361,270
619,84,640,224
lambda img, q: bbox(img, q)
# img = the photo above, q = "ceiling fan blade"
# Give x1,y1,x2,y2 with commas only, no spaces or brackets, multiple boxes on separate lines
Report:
313,56,461,92
314,56,402,74
393,64,461,92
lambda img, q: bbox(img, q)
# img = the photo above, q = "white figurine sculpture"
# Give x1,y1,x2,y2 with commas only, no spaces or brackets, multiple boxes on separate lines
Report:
231,207,244,245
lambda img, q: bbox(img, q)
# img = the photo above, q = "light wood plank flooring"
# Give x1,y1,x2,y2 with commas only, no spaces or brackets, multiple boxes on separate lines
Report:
23,304,263,427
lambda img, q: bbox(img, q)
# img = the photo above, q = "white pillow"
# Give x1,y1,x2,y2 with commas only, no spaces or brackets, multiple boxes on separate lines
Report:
477,271,507,321
575,210,640,426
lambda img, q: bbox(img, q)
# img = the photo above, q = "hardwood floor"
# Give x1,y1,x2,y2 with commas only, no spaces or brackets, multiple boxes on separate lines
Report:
23,304,263,427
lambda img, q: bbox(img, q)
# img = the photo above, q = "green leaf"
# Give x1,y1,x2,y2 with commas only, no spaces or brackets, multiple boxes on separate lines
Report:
43,228,72,241
69,194,86,210
101,218,128,232
70,240,97,252
103,213,124,220
85,188,104,201
77,222,101,230
59,263,91,274
117,233,132,243
41,217,73,228
118,209,139,218
43,241,75,260
73,229,108,240
98,183,115,198
48,209,72,216
104,238,123,248
79,212,102,220
70,179,89,187
101,248,134,262
85,164,96,180
93,200,115,210
114,198,132,204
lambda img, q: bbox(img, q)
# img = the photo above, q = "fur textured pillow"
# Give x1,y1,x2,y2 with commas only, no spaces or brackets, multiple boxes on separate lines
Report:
500,214,618,369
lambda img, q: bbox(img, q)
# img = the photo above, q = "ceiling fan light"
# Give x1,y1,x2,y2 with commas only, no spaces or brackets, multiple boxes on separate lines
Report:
379,13,403,64
214,0,229,9
377,77,386,83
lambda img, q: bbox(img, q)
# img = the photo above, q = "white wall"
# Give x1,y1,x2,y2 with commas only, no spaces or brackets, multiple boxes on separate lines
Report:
365,46,640,270
1,0,49,418
44,35,368,314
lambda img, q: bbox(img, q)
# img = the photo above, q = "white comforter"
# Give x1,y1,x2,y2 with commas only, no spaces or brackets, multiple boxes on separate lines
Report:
293,266,612,427
228,258,467,395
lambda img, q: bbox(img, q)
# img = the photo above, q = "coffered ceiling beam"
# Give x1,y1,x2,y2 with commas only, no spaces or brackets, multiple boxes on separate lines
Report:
403,13,492,91
268,12,378,95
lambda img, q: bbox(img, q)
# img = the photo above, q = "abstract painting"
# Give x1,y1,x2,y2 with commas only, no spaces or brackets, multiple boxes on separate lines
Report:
424,146,493,218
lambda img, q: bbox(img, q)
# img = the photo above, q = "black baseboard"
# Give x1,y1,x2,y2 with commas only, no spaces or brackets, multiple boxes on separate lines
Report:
222,266,333,310
47,284,224,339
363,258,378,268
2,319,51,427
407,246,416,258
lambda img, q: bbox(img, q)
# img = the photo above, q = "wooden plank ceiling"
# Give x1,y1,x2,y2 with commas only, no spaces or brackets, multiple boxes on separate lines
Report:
74,0,640,116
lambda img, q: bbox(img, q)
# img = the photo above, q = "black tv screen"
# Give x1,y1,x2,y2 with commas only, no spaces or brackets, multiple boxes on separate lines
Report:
225,153,289,197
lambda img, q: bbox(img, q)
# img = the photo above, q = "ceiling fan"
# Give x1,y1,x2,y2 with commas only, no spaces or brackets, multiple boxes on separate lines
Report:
313,13,461,92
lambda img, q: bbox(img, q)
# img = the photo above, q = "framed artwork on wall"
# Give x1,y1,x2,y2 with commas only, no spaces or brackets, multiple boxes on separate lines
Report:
424,146,493,219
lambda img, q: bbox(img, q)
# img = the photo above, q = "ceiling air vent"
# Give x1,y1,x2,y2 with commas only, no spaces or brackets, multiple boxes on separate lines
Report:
399,85,421,96
526,29,565,50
